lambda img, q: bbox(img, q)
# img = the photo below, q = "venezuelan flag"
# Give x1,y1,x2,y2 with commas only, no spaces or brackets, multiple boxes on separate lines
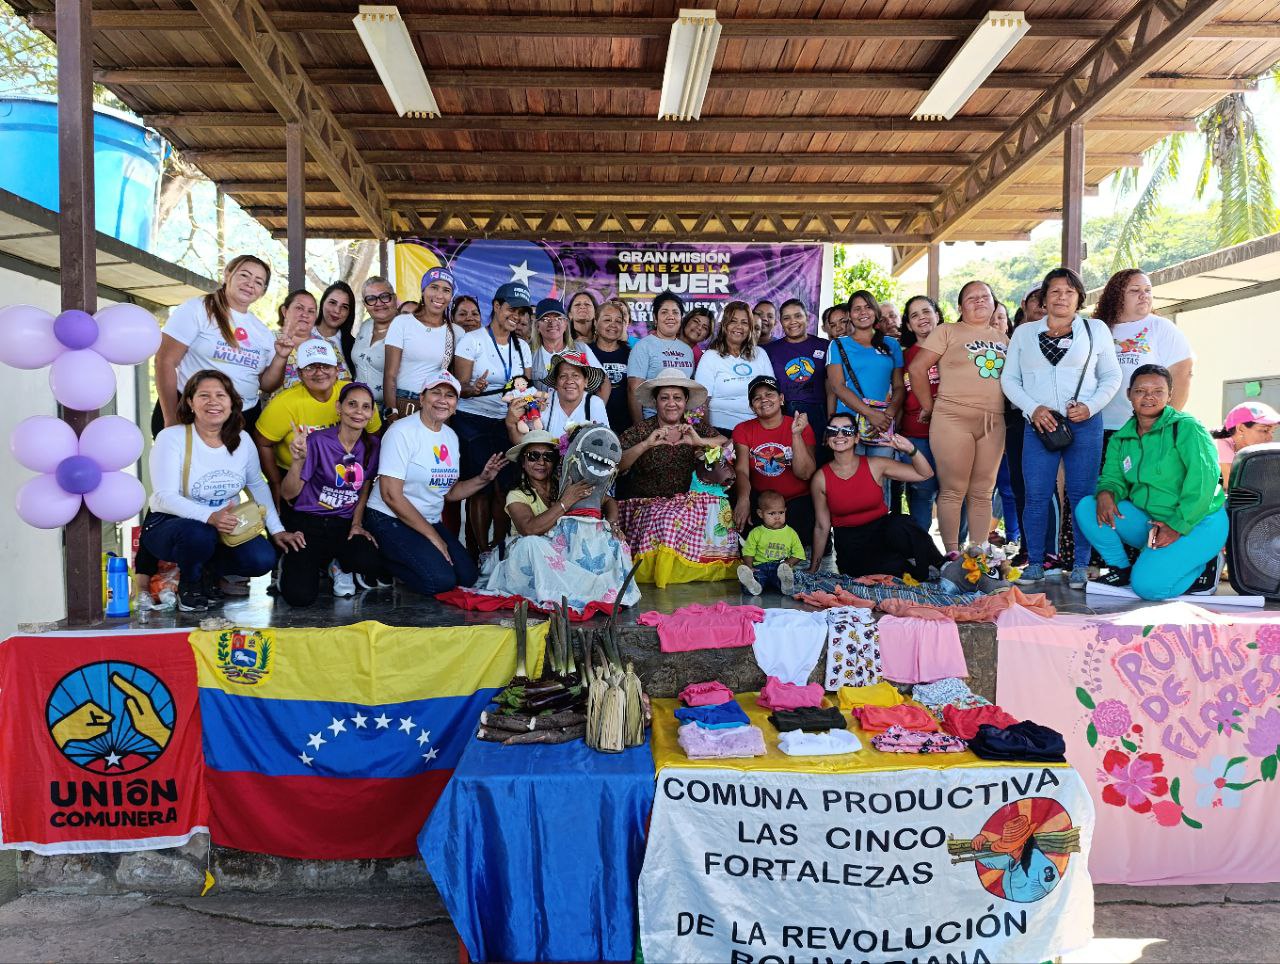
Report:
190,620,545,859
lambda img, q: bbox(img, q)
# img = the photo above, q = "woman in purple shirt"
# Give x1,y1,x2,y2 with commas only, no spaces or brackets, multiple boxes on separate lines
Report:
278,382,389,603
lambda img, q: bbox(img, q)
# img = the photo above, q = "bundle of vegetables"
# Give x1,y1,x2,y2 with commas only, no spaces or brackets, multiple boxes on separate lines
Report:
585,562,649,753
478,599,589,746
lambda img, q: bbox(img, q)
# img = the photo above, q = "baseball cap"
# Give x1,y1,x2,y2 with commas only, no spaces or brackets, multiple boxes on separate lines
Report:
420,371,462,395
421,266,456,290
295,338,338,368
747,374,782,400
1225,401,1280,430
535,297,566,320
494,282,533,309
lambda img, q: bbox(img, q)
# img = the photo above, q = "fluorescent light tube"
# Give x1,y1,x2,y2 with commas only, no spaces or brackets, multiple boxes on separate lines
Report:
658,9,722,121
912,11,1030,121
354,5,440,119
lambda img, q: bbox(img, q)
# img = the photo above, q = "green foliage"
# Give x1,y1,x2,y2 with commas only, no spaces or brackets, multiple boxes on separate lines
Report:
832,246,900,307
0,2,125,108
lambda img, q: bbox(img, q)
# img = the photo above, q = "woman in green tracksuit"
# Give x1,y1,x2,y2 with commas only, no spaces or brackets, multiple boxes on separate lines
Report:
1075,363,1226,599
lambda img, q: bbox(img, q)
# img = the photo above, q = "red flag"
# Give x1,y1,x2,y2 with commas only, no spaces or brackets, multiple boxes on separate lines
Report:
0,631,207,854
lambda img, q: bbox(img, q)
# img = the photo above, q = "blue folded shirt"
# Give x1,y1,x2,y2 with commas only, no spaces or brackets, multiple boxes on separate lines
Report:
674,701,750,729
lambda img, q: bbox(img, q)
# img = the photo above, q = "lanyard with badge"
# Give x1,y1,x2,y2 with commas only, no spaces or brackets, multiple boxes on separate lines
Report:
481,328,522,395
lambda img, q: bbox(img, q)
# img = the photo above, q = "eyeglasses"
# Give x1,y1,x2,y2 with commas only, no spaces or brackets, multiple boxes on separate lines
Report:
825,425,858,438
363,292,395,306
524,451,556,464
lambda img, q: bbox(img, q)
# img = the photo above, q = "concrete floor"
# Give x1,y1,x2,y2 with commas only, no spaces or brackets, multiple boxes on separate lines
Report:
1,884,1279,963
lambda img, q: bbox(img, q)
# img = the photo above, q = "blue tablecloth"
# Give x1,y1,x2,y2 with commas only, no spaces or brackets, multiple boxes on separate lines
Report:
419,734,655,963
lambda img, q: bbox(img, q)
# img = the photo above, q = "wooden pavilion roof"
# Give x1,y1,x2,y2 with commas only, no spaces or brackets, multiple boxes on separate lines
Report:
16,0,1280,272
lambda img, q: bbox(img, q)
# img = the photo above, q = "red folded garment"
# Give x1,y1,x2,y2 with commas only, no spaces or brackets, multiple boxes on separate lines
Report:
680,681,736,707
757,677,825,711
436,588,615,621
855,704,939,733
941,704,1019,740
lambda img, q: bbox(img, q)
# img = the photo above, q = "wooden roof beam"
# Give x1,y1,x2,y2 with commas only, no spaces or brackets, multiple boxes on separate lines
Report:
186,0,389,237
908,0,1229,276
95,68,1259,93
145,112,1199,135
34,11,1280,41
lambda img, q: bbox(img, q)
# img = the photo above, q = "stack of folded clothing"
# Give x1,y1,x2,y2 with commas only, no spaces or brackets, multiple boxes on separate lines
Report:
837,680,905,711
912,677,991,718
768,706,861,756
968,721,1066,762
757,677,825,710
854,704,939,733
871,726,967,754
939,704,1019,741
675,681,766,759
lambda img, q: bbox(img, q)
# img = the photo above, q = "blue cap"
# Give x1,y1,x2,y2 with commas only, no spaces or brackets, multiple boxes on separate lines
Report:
494,282,532,308
421,266,456,290
535,297,566,320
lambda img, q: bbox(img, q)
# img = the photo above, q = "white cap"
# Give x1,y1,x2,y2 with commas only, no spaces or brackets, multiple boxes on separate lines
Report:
420,371,462,395
295,338,338,368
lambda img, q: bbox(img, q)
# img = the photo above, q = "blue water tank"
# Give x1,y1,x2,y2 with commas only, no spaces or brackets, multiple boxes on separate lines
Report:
0,97,164,251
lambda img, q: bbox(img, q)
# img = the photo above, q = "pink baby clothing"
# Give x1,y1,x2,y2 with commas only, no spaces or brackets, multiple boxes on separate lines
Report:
680,681,736,706
757,677,825,710
638,602,766,653
871,725,967,754
876,614,968,684
678,723,767,759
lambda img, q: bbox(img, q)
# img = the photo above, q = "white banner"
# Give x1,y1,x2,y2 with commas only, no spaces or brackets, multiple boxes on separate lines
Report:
639,765,1095,964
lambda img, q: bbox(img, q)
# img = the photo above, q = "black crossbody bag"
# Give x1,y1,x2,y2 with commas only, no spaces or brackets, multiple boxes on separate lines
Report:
1033,319,1093,453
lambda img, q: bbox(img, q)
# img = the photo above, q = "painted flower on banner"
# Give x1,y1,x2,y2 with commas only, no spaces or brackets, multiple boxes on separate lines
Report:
1243,708,1280,760
1254,624,1280,656
1100,749,1169,814
1202,696,1246,736
1091,699,1132,738
1194,755,1248,810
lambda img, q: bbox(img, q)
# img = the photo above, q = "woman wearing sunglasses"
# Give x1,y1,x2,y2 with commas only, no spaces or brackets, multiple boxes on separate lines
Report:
809,413,943,580
351,276,399,406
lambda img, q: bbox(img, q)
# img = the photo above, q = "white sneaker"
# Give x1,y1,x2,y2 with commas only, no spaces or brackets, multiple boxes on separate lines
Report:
777,562,795,595
737,564,763,596
329,561,356,597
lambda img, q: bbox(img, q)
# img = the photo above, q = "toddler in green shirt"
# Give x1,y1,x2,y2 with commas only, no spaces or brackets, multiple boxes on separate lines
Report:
738,490,804,596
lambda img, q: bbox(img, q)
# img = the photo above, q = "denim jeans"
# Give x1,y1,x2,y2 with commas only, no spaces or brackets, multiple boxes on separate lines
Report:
364,508,478,595
1022,415,1104,569
1076,497,1228,600
906,435,939,533
140,514,277,584
994,453,1021,542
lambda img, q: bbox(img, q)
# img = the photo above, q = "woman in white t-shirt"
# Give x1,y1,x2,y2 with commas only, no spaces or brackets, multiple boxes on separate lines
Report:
528,298,607,401
153,254,295,435
382,267,465,419
695,300,774,434
142,369,304,612
508,349,610,441
363,372,507,595
350,276,399,405
1092,269,1194,434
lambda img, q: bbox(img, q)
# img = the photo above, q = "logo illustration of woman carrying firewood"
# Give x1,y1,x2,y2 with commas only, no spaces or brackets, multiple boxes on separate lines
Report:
947,797,1081,903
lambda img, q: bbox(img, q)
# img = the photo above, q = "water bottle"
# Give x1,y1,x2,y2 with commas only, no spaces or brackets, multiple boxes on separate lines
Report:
105,553,131,618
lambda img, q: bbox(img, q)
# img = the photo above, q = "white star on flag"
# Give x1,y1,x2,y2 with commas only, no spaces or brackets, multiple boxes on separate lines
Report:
398,716,415,734
328,717,347,736
299,752,313,766
508,260,536,285
307,732,326,750
104,752,122,768
374,713,391,729
351,713,368,729
416,730,431,746
422,747,439,763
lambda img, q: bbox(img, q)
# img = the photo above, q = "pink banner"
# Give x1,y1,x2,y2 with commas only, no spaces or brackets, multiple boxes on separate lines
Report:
996,603,1280,885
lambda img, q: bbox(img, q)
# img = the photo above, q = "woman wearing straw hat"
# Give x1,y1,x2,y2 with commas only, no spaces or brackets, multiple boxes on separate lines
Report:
471,430,639,615
615,368,737,586
508,347,610,441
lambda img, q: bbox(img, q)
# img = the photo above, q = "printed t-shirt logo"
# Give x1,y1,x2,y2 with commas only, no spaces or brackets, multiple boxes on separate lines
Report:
1116,327,1151,356
952,796,1078,904
433,444,452,466
46,661,175,774
211,338,262,371
214,629,274,686
965,340,1006,379
320,459,364,511
783,356,817,385
190,469,245,506
750,441,791,478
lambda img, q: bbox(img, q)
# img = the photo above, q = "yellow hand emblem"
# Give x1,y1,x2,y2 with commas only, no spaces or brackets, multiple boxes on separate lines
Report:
50,701,113,749
110,673,172,749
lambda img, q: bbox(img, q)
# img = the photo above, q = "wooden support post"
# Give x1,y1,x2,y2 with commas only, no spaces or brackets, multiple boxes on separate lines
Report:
379,238,389,280
1061,123,1085,273
926,244,940,302
57,0,102,625
286,121,306,290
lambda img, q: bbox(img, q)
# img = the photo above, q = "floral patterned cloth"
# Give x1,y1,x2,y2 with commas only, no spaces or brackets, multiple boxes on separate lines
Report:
871,726,968,754
823,606,880,690
619,492,740,587
912,677,991,716
475,515,640,615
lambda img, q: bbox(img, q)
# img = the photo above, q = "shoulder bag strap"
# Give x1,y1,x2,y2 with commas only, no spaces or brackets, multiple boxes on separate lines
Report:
1069,317,1094,404
833,338,867,399
182,424,193,498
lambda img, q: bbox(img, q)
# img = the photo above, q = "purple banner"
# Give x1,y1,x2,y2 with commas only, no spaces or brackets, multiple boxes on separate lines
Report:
395,238,823,339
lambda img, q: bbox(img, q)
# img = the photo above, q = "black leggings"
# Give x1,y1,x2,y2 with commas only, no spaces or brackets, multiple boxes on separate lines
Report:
278,511,388,606
832,514,944,581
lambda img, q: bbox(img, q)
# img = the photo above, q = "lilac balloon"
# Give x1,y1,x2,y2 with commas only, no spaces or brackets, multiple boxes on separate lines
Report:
49,350,116,411
0,305,61,369
16,474,81,529
10,416,78,473
56,455,102,495
84,471,145,522
53,309,99,350
78,415,144,472
93,303,162,365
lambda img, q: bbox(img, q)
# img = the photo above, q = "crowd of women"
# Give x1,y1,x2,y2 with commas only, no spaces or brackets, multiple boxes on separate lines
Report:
136,252,1273,614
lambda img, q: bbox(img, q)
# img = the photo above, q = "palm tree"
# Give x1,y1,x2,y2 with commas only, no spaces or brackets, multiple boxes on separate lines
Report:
1110,88,1278,271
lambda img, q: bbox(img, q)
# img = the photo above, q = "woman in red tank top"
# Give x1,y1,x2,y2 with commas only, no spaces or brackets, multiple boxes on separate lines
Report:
810,413,945,579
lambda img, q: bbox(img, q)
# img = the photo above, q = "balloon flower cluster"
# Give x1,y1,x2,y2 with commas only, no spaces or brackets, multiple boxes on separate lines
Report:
0,304,161,528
